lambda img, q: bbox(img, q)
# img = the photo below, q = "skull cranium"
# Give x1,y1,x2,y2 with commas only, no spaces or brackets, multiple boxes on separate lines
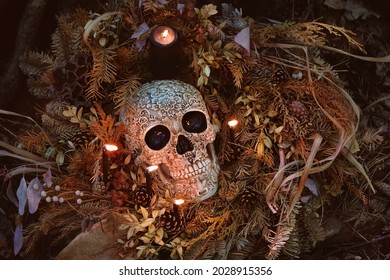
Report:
120,80,219,201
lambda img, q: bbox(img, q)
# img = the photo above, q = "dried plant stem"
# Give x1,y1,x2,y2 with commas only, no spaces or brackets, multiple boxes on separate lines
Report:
0,109,54,147
287,133,322,217
266,148,285,213
83,12,123,50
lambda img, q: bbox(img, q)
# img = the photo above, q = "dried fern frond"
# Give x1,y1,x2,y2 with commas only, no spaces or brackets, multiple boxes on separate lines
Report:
111,77,141,112
266,203,301,259
25,77,52,99
252,21,364,53
228,236,258,259
142,0,168,13
51,14,86,63
89,102,126,144
19,51,54,77
200,239,228,260
86,47,117,100
19,130,50,155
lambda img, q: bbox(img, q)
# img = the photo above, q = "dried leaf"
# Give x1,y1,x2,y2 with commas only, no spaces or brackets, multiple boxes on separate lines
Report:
177,3,185,14
141,218,155,227
234,27,250,54
27,176,43,214
139,236,151,243
157,227,164,238
305,178,319,196
14,224,23,256
139,206,149,220
124,154,131,165
274,126,284,134
131,22,149,39
42,167,53,188
148,224,156,233
127,227,135,239
152,210,159,219
16,176,28,215
263,135,273,148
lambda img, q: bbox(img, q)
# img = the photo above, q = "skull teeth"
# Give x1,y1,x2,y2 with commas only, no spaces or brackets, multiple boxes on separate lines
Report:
170,158,211,180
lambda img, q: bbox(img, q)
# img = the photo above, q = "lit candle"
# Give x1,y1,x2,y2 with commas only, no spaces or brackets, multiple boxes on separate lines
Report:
228,119,238,128
104,144,119,152
144,165,158,189
102,143,118,185
152,26,177,46
146,165,159,172
227,118,238,145
173,198,185,218
149,25,180,79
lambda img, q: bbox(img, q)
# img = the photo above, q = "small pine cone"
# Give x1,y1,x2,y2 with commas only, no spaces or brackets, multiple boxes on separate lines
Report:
133,184,154,207
271,68,288,84
289,101,310,123
160,210,186,235
238,188,258,208
92,180,109,194
72,131,95,148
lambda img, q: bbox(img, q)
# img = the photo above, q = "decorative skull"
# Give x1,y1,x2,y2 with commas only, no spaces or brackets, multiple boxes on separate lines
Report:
120,80,219,201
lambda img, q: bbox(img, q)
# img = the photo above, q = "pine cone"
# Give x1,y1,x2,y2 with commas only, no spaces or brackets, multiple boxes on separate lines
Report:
238,188,258,208
160,210,186,235
289,101,310,123
72,130,95,148
133,184,154,207
271,68,288,84
92,180,109,194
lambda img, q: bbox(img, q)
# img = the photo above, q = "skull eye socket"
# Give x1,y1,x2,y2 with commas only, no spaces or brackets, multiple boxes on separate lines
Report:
145,125,171,150
182,111,207,133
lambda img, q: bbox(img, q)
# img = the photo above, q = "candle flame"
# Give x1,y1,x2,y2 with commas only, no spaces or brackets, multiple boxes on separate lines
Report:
228,119,238,127
104,144,118,152
161,29,169,38
146,165,159,172
174,198,185,205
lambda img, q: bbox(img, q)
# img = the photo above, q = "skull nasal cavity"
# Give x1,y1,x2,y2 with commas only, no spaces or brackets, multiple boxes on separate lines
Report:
176,135,194,155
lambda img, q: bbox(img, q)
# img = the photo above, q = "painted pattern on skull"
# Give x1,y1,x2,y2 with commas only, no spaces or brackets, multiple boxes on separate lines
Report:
120,80,219,201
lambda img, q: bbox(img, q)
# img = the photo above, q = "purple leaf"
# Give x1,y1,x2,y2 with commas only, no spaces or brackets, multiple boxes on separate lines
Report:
131,22,149,39
43,167,53,188
135,39,147,51
305,178,319,196
16,176,28,215
234,27,250,54
27,176,43,214
300,195,312,203
156,0,168,5
14,224,23,256
177,3,185,14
